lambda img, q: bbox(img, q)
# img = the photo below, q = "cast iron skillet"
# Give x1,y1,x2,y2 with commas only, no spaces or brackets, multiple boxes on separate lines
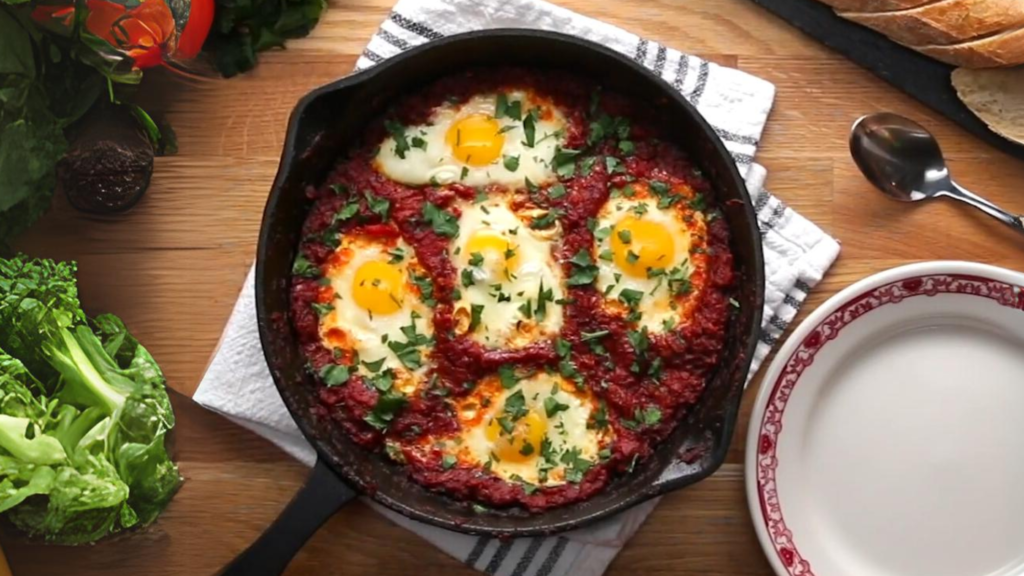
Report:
222,29,765,576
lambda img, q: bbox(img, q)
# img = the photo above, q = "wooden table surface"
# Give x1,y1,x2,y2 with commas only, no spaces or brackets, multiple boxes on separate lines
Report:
8,0,1024,574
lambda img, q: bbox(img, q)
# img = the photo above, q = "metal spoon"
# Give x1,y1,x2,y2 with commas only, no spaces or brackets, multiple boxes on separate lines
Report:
850,112,1024,234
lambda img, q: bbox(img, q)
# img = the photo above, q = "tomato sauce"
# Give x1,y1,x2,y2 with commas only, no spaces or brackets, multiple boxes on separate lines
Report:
290,68,735,511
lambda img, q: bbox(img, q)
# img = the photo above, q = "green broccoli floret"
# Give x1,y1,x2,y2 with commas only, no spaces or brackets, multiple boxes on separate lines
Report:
0,254,180,544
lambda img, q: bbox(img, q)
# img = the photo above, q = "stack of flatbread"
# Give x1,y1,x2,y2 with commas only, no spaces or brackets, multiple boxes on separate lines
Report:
817,0,1024,144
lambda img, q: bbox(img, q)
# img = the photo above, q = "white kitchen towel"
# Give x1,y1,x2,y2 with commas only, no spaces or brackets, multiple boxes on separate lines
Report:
194,1,842,575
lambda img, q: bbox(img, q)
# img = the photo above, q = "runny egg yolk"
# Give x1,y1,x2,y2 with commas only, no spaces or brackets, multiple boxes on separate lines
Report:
611,216,676,278
445,113,505,166
465,232,521,275
352,260,404,315
485,410,546,462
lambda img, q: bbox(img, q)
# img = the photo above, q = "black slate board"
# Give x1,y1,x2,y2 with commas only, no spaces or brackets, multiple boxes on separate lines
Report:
747,0,1024,161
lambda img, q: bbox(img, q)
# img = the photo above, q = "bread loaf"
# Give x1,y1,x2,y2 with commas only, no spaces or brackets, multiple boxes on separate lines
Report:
818,0,1024,67
816,0,935,12
843,0,1024,47
918,27,1024,68
952,67,1024,144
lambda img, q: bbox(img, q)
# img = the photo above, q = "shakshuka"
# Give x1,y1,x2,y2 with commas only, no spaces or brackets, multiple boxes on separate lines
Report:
290,68,735,511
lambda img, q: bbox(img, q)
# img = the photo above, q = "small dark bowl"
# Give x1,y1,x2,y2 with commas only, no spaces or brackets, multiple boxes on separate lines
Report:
255,29,765,537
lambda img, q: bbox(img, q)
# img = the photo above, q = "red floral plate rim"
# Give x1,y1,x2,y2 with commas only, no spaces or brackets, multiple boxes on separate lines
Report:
744,262,1024,576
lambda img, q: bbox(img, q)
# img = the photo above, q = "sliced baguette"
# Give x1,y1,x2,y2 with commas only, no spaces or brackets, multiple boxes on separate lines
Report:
918,25,1024,67
952,66,1024,144
816,0,939,12
843,0,1024,47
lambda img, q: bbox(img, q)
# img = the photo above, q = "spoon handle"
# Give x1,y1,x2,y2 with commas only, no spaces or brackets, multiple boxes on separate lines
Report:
944,182,1024,234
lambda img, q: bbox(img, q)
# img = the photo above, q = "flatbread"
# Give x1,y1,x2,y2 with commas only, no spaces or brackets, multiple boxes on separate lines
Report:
952,66,1024,145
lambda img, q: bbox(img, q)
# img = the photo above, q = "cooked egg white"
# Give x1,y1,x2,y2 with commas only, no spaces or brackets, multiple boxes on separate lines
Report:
594,183,704,333
319,236,433,393
448,371,605,486
450,194,565,349
374,90,567,188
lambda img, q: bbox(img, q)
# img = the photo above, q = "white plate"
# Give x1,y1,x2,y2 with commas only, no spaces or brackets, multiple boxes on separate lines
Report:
746,262,1024,576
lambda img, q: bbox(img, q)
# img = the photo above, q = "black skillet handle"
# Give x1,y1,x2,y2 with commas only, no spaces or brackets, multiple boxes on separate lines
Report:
218,458,357,576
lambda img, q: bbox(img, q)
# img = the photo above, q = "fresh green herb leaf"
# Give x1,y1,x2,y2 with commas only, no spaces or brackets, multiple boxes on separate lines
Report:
292,253,319,278
567,250,599,286
319,364,350,387
362,358,387,373
364,191,390,219
422,202,459,238
384,119,410,159
530,209,564,230
547,183,567,200
410,272,436,307
503,155,520,172
498,365,518,389
523,109,538,147
468,304,484,332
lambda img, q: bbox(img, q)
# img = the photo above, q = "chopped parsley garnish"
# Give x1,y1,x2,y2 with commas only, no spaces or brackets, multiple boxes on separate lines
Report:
616,229,632,244
495,93,522,121
547,183,567,200
598,249,614,262
523,109,539,147
388,339,424,370
362,357,387,373
498,365,519,389
667,263,693,296
334,200,360,223
689,193,707,211
503,154,520,172
468,303,484,332
311,302,333,317
553,147,581,178
441,454,457,470
411,136,427,150
594,225,613,242
461,166,470,180
567,249,600,286
561,447,594,483
319,364,350,387
410,272,436,307
590,401,609,429
605,156,625,174
579,156,598,177
387,247,406,264
292,253,319,278
422,202,459,238
543,396,570,418
623,406,662,430
518,299,533,319
365,388,407,430
649,180,672,196
503,389,528,422
364,191,390,219
530,209,563,230
384,119,410,159
519,442,535,457
535,281,554,321
581,330,610,341
618,140,635,156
